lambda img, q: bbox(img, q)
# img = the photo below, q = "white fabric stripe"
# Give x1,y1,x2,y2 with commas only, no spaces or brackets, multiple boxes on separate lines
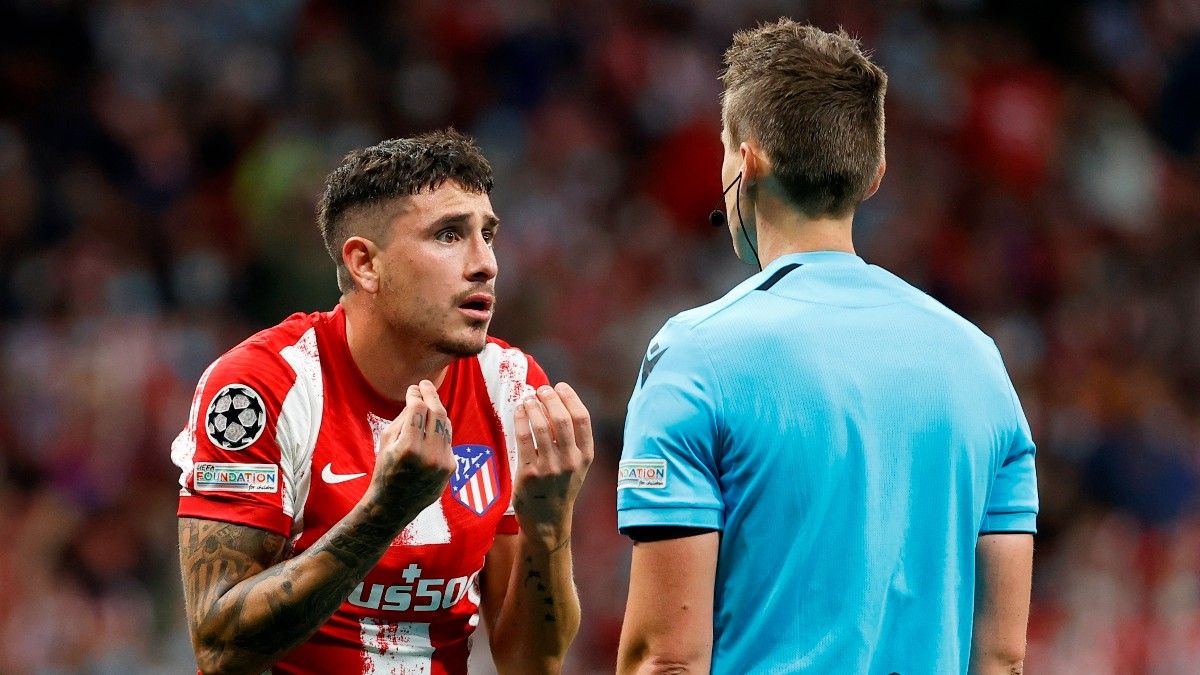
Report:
172,357,221,496
469,477,483,512
480,462,494,504
475,343,535,517
359,618,433,674
375,413,451,546
278,328,322,532
395,499,451,546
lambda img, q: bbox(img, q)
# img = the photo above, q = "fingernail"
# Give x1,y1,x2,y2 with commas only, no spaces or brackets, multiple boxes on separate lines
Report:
538,385,553,394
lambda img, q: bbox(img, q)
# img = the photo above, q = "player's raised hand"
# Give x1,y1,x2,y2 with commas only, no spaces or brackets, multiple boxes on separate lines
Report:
513,382,594,545
367,380,456,519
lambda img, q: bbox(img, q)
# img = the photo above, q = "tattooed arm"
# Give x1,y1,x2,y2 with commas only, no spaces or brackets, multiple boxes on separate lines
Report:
481,530,579,674
180,505,408,674
179,381,456,675
481,384,593,674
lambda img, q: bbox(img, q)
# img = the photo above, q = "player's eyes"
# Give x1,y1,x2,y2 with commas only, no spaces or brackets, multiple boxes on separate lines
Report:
435,227,494,246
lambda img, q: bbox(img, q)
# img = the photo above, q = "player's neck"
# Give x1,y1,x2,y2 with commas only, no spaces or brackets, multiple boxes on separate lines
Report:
753,196,856,267
341,298,451,402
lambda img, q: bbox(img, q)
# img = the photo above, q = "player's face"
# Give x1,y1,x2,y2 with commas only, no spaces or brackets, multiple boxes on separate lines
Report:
377,184,499,357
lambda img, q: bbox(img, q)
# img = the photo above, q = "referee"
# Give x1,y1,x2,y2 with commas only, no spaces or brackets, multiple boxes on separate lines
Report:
617,19,1037,675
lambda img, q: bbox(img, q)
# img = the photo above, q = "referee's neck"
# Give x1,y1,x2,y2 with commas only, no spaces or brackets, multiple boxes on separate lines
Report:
754,198,856,267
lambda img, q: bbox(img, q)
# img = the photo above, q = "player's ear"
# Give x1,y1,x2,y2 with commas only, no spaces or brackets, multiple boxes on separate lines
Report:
343,236,382,294
862,157,886,201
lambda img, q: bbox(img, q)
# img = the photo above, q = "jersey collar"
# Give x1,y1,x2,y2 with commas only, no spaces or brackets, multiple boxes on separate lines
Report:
765,250,865,270
752,251,866,284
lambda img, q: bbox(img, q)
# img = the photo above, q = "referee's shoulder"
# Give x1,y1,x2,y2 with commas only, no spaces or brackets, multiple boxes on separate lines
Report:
663,274,766,334
647,283,766,369
880,268,1002,355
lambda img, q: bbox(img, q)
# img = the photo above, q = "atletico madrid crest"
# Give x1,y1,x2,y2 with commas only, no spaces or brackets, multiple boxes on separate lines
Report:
450,444,501,516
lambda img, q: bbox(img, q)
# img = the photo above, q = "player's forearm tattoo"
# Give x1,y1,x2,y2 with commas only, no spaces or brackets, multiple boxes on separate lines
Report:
322,500,407,573
180,502,409,672
434,417,452,444
522,555,557,623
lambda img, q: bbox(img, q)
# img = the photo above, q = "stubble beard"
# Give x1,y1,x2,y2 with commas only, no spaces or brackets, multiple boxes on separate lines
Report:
384,280,491,358
432,321,490,358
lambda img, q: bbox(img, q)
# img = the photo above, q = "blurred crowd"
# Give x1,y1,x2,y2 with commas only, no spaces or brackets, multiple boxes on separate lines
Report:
1,0,1199,672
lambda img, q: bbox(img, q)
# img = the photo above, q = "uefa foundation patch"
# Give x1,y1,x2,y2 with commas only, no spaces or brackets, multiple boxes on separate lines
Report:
194,462,279,493
618,459,668,489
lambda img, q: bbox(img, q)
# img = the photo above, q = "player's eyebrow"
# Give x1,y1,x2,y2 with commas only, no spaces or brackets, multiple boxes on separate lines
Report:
428,212,500,230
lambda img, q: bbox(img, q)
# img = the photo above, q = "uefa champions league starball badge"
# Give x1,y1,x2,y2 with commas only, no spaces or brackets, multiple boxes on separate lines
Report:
205,384,267,451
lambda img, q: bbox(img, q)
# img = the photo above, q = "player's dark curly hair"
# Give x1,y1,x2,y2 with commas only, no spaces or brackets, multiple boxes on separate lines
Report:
318,128,494,293
721,19,886,218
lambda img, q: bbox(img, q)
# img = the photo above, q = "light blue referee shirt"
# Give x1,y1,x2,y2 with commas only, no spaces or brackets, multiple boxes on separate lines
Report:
618,251,1038,675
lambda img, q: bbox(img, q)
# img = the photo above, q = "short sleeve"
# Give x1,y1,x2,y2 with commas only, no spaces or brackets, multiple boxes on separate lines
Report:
617,323,724,534
172,349,298,537
980,378,1039,534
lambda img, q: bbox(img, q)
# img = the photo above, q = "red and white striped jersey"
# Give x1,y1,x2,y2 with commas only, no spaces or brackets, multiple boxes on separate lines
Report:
172,305,547,674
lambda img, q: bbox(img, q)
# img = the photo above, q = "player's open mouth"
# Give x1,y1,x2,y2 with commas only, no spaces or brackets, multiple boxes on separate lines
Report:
458,294,494,321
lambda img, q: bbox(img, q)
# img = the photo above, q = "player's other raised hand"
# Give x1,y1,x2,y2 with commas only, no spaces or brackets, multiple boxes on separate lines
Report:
368,379,457,518
513,382,594,545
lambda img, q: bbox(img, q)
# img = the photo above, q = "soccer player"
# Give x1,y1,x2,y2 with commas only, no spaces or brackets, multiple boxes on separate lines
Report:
616,20,1037,675
172,130,592,675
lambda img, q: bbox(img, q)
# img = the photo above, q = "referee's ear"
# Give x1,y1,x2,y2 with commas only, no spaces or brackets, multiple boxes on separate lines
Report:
862,158,887,201
737,138,769,189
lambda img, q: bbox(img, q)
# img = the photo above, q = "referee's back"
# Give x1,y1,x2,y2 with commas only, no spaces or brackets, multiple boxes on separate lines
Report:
617,250,1038,674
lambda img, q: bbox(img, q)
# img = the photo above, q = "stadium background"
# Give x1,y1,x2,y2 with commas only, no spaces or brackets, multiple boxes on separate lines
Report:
1,0,1199,672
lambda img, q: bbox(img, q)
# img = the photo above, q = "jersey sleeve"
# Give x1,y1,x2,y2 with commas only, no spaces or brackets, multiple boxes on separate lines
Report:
172,347,300,537
980,371,1039,534
617,322,724,534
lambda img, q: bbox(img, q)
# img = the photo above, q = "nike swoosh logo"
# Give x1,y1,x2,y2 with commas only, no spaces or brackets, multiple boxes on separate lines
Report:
321,463,367,484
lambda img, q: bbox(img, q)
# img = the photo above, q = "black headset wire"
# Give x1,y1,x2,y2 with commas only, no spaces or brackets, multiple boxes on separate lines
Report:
732,173,762,271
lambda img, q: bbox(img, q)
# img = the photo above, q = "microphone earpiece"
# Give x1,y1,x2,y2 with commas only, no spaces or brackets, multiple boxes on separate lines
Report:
708,170,761,270
708,172,742,228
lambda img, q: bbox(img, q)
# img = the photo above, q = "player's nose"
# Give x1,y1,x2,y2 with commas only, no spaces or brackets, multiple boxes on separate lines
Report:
465,231,497,281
